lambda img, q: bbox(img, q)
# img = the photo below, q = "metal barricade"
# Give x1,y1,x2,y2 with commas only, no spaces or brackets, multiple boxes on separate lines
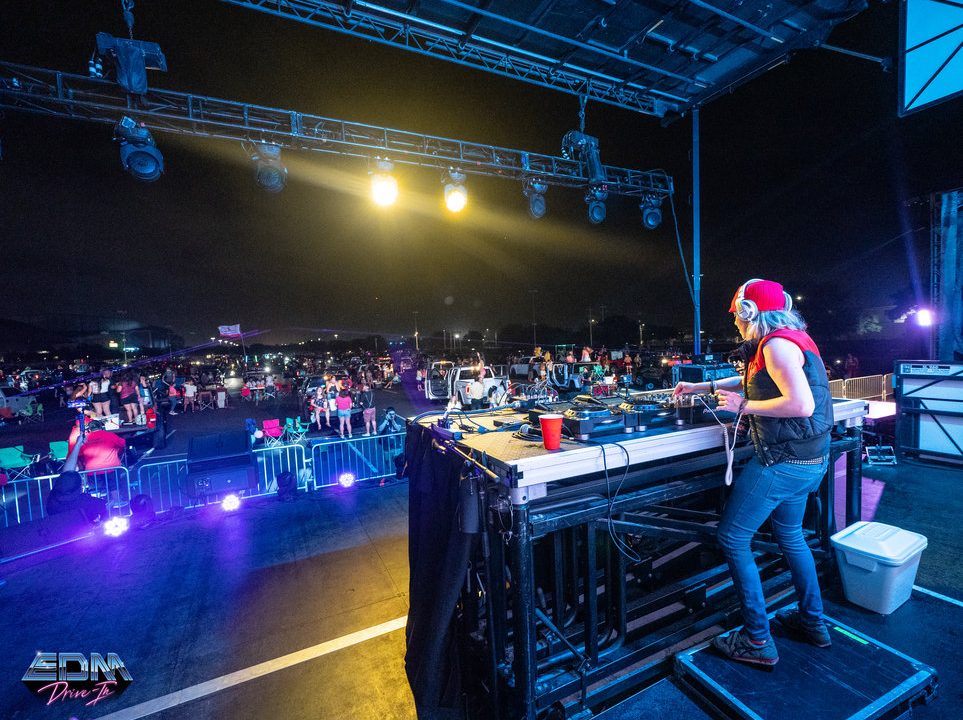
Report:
1,466,130,528
310,433,406,488
135,443,309,511
844,374,886,400
882,373,895,400
829,379,847,398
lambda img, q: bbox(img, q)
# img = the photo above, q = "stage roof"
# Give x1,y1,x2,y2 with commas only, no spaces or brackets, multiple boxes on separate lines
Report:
225,0,868,117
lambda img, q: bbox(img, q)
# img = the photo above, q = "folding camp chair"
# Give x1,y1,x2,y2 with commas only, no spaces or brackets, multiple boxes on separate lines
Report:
197,391,215,411
262,419,285,447
47,440,70,472
284,418,306,444
21,401,44,424
0,445,40,482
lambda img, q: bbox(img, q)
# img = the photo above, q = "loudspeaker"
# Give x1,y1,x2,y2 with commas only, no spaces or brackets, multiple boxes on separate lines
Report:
895,360,963,463
185,430,258,497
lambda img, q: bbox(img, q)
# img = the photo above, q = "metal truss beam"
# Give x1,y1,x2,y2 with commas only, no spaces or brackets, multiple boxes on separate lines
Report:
0,62,673,198
219,0,680,117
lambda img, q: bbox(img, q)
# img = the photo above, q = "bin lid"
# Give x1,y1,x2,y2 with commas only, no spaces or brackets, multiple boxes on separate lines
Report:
831,521,927,566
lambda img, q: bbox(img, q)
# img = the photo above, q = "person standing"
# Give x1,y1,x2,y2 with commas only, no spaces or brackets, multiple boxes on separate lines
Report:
88,369,113,418
358,382,377,436
674,279,833,666
335,387,354,439
118,374,140,425
182,377,198,413
469,374,486,410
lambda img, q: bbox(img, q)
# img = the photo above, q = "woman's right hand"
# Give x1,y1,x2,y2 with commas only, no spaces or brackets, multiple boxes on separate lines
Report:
672,381,698,397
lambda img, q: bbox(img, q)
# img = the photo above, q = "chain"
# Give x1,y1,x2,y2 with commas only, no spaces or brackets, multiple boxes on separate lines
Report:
578,93,587,134
122,0,135,39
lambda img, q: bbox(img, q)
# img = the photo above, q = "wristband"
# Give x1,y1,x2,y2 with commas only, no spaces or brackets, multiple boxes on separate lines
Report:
738,397,748,414
709,380,716,394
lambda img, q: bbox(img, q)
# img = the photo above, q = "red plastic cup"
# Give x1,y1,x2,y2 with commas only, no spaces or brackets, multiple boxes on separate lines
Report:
539,413,564,451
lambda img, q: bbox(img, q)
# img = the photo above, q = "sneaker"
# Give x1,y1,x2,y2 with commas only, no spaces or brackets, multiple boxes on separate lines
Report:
168,411,178,416
711,629,779,666
775,608,832,648
362,432,370,437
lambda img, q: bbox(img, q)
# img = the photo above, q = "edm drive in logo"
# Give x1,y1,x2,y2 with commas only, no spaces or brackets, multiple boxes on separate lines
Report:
22,652,132,707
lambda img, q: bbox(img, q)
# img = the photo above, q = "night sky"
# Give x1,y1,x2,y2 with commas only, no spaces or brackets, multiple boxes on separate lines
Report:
1,0,961,345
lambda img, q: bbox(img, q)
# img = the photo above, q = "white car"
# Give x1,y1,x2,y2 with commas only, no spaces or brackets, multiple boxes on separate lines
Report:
424,362,508,406
509,356,543,378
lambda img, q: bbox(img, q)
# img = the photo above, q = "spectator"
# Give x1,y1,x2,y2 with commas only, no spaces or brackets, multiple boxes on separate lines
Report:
469,374,486,410
335,387,353,439
358,382,377,436
138,375,153,415
311,386,326,431
118,374,140,425
581,346,592,361
844,353,860,379
88,369,113,418
378,407,405,434
182,377,198,413
46,435,107,524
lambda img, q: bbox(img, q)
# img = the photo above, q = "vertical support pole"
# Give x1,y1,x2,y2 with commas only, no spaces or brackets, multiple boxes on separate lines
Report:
845,425,863,527
692,107,702,356
510,503,537,720
584,523,598,664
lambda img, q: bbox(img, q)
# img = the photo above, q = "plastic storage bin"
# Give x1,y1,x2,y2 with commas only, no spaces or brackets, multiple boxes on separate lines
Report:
831,521,927,614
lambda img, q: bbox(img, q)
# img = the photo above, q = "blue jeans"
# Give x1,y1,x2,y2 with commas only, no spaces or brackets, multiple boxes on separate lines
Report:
717,456,829,641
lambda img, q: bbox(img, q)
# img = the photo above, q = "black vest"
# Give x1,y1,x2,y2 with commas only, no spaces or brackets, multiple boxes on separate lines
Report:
744,331,834,466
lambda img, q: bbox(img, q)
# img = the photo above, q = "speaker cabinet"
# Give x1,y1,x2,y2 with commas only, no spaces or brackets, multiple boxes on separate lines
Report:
185,430,258,497
895,361,963,463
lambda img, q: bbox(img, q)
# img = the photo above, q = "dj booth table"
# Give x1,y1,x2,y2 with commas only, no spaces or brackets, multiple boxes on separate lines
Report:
404,395,868,720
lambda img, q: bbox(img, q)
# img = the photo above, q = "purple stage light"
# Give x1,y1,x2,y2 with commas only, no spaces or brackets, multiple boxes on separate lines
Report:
222,494,241,511
338,472,356,488
104,516,129,537
916,308,934,327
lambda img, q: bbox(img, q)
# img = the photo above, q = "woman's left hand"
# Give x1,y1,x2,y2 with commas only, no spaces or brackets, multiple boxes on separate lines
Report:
715,389,745,413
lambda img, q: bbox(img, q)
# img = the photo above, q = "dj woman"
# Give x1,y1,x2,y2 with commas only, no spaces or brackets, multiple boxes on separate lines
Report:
673,279,834,666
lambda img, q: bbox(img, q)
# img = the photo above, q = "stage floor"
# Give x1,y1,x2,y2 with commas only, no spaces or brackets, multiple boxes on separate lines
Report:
0,459,960,719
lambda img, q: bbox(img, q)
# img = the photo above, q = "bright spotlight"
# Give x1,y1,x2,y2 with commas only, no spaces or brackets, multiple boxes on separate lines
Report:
371,159,398,206
104,516,129,538
222,494,241,511
585,186,608,225
524,178,548,219
444,169,468,213
338,472,356,488
251,143,287,193
640,195,663,230
916,308,934,327
114,116,163,182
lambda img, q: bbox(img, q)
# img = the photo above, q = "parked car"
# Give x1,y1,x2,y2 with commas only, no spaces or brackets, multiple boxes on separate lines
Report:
424,362,508,406
509,355,543,378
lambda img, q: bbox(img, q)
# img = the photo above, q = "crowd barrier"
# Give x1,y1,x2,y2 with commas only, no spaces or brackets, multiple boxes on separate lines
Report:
2,433,408,528
0,466,130,529
830,374,894,401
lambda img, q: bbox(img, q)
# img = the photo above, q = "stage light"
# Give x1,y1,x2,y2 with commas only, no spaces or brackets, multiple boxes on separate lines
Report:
523,178,548,219
916,308,934,326
444,169,467,213
114,116,163,182
251,143,287,193
104,517,129,538
222,494,241,511
585,186,608,225
371,158,398,207
639,195,663,230
338,472,356,488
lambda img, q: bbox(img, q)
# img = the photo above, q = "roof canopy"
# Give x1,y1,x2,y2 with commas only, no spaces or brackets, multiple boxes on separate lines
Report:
226,0,867,116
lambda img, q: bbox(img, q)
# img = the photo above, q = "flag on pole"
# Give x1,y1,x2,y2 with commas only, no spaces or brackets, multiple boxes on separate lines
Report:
218,324,241,337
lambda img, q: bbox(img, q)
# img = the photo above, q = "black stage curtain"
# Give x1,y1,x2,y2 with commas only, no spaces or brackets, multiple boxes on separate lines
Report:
404,423,473,720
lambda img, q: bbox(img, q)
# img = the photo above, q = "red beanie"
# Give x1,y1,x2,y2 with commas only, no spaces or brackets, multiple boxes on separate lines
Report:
729,280,789,313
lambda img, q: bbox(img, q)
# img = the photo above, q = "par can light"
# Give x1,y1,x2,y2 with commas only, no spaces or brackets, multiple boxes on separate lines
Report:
252,143,287,193
114,116,163,182
443,169,468,213
371,159,398,207
523,178,548,219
